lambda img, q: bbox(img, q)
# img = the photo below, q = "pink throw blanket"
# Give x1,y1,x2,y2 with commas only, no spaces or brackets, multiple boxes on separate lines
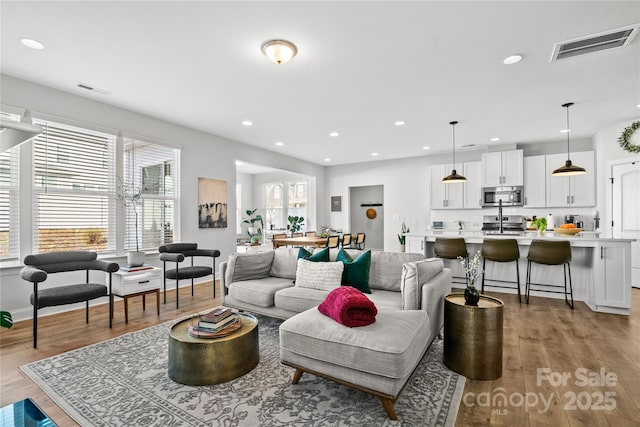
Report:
318,286,377,327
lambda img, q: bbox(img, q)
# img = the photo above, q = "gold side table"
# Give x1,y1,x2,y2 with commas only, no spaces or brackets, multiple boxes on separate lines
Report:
168,313,259,385
443,293,504,380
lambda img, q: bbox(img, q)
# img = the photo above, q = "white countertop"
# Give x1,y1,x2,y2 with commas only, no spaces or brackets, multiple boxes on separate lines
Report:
408,231,635,246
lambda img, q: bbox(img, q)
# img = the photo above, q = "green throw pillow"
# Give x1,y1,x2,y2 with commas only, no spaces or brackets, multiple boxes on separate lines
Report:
298,246,330,262
336,248,372,294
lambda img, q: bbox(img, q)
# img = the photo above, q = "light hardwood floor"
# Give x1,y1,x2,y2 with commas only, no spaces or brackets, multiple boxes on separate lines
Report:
1,282,639,426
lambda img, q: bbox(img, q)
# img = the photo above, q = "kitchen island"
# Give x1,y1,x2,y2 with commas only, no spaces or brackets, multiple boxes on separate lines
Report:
406,231,634,315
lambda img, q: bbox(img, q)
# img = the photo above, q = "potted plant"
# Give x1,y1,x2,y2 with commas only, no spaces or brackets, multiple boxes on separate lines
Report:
398,222,410,252
243,209,264,245
1,311,13,329
116,176,145,266
458,251,483,306
532,217,547,236
287,215,305,235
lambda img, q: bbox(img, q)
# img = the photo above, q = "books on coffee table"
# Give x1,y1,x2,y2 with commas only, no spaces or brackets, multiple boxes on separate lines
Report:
188,315,241,339
198,314,238,331
200,306,233,323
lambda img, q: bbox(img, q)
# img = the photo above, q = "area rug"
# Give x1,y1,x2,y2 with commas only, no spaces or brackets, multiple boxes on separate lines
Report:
20,315,465,426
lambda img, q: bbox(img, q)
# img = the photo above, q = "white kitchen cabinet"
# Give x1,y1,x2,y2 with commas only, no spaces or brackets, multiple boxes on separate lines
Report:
593,242,632,313
430,164,464,209
545,151,595,207
481,150,523,187
463,161,482,209
406,235,426,255
523,155,546,207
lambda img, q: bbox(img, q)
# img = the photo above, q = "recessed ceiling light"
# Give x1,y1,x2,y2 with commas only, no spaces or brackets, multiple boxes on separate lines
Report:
490,137,501,142
275,141,284,146
560,128,571,133
637,104,640,108
324,158,331,162
20,38,45,50
422,146,431,150
329,132,339,137
235,161,244,166
503,54,523,65
371,152,379,156
242,121,253,127
394,121,406,126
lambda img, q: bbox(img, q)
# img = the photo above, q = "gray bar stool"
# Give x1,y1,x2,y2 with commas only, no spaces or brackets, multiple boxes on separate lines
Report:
481,239,521,303
434,237,468,285
526,240,574,309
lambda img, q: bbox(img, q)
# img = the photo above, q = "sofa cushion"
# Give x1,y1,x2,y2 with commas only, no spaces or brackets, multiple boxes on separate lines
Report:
366,289,403,310
225,250,275,284
228,276,293,308
269,247,300,279
401,258,444,310
295,259,344,291
329,248,363,261
336,249,372,294
368,251,425,291
298,247,330,262
275,286,329,312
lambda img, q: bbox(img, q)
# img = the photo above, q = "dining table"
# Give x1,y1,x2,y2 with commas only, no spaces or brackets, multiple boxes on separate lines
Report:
272,236,328,249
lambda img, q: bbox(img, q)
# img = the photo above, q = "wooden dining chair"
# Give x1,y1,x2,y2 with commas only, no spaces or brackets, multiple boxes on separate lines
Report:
341,233,352,248
305,231,317,236
272,233,287,248
327,235,340,248
292,232,304,237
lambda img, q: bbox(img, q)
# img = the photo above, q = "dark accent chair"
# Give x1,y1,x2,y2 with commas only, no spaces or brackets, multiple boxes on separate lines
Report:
158,243,221,309
20,251,119,348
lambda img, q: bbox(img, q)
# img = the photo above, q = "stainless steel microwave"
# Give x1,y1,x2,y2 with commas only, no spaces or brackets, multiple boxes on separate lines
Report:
481,186,524,207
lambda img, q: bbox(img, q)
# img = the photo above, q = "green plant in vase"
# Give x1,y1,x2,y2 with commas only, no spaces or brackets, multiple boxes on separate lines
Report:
243,209,264,245
398,222,410,251
458,251,483,306
532,217,547,235
287,215,305,234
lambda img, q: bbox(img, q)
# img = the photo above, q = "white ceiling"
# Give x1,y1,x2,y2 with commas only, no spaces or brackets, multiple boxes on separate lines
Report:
1,1,639,166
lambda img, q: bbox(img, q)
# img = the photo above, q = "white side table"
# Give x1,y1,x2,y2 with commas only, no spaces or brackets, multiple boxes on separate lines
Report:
109,267,162,324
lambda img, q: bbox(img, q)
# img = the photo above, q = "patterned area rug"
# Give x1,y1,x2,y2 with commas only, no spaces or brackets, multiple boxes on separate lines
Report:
21,315,464,426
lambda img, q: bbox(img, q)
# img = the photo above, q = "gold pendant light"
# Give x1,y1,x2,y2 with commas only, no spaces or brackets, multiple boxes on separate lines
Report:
552,102,586,176
443,120,467,183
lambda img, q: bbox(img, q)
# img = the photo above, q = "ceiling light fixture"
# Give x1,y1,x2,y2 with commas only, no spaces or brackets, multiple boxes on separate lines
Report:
20,37,45,50
422,146,431,150
394,121,406,126
490,137,501,142
261,39,297,64
329,132,339,137
242,120,253,127
552,102,586,176
275,141,284,146
324,158,331,162
371,152,379,156
442,121,467,183
503,54,523,65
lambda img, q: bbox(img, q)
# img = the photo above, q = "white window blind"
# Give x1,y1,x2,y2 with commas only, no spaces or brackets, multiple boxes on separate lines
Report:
123,138,180,251
32,120,116,253
0,112,21,260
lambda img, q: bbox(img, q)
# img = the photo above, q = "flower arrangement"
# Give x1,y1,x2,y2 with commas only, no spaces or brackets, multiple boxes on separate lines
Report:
397,222,410,245
458,251,483,306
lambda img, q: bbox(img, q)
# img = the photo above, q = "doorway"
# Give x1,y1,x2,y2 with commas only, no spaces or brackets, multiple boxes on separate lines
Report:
349,185,384,250
611,160,640,288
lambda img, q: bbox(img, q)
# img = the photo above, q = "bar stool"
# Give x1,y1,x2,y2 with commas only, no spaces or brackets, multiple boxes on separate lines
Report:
434,238,468,285
481,239,521,303
526,240,574,309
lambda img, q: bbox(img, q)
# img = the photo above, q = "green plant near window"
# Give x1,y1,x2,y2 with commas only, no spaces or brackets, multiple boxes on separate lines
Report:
243,209,264,243
1,311,13,329
398,222,410,244
288,215,305,233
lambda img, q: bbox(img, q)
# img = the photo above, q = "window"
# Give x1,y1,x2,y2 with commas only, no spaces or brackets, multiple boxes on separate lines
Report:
265,180,307,230
32,120,116,253
0,112,20,260
123,138,180,251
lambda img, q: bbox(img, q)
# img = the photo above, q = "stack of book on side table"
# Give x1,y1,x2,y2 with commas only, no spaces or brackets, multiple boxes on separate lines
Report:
187,306,241,339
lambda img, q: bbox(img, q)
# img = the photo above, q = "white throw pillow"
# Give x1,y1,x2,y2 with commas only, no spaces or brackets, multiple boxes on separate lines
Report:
295,259,344,291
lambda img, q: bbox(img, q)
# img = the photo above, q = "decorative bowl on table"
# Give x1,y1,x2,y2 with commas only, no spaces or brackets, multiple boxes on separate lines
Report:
553,228,582,235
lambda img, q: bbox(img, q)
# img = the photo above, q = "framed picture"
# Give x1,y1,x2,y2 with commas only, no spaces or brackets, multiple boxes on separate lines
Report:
331,196,342,212
198,178,227,228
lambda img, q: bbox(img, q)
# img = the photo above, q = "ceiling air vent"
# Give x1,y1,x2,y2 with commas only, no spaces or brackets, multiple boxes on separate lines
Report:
76,82,111,95
550,23,640,62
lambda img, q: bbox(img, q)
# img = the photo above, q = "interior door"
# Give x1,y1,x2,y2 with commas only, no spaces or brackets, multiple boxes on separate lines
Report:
612,161,640,288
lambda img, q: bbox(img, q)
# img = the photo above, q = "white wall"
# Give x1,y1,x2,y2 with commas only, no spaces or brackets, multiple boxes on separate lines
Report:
0,74,326,321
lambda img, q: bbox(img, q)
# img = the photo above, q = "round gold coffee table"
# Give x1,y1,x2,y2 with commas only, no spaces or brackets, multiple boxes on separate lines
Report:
443,293,504,380
168,313,259,385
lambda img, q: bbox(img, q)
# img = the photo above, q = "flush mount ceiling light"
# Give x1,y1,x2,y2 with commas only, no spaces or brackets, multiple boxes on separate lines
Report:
329,132,339,137
241,120,253,127
275,141,284,146
261,39,297,64
20,37,45,50
552,102,586,176
394,121,406,126
443,121,467,183
503,54,523,65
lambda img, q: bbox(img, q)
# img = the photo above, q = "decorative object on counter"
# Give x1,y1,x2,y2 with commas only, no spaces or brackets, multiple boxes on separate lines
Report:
242,209,264,245
442,120,467,183
552,102,587,176
532,217,547,236
116,175,144,266
617,121,640,153
398,222,410,252
554,224,582,235
458,251,483,306
365,208,377,219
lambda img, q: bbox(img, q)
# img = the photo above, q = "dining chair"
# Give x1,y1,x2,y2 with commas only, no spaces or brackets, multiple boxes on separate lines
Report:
327,235,340,248
272,233,287,249
341,233,352,248
292,232,304,237
354,233,366,249
305,231,317,236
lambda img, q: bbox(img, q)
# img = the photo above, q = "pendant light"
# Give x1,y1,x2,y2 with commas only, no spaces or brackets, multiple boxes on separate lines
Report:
552,102,586,176
443,121,467,183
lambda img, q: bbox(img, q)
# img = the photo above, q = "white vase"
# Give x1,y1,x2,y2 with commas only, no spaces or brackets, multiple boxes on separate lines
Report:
127,251,145,267
399,244,405,253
